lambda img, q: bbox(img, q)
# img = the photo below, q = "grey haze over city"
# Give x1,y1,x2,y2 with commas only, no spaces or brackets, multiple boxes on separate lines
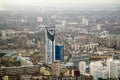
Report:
0,0,120,10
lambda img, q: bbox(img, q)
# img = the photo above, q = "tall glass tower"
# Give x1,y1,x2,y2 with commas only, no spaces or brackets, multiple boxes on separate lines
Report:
45,27,55,64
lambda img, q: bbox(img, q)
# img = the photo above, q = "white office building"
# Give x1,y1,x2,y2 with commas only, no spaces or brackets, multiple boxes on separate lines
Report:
96,67,108,79
110,60,120,78
90,62,103,76
106,58,113,78
79,61,86,74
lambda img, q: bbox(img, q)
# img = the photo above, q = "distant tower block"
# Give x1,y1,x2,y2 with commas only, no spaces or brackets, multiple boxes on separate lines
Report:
116,36,120,49
82,18,88,25
45,27,55,64
37,16,43,22
79,61,86,74
1,31,7,39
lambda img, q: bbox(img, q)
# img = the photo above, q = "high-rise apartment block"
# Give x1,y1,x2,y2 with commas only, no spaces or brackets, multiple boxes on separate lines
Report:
110,60,120,78
106,35,120,49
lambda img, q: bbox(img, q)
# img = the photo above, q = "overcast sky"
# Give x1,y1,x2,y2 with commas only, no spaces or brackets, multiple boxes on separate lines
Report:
0,0,120,10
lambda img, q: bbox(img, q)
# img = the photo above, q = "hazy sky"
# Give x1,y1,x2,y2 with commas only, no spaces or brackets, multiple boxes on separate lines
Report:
0,0,120,10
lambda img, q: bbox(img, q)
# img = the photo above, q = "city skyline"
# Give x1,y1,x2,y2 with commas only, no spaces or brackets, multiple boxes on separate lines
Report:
0,0,120,79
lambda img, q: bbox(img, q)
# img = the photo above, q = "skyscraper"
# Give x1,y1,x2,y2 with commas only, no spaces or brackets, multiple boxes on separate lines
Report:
55,45,64,62
45,27,55,64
